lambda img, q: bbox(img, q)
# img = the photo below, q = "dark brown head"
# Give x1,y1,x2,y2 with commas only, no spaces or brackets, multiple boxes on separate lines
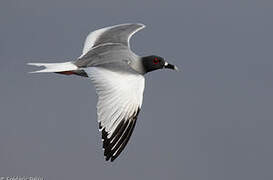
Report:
141,55,178,73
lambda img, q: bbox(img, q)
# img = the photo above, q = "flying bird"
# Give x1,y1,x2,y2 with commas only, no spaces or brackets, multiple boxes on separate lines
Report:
28,23,178,162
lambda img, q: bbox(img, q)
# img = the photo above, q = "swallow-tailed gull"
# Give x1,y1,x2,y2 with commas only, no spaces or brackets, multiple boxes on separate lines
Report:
28,23,178,162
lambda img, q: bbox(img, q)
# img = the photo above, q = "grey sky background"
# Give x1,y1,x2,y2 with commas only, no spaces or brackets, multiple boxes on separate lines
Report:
1,0,273,179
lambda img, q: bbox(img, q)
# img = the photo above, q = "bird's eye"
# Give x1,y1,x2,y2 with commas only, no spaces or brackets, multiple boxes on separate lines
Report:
153,58,159,64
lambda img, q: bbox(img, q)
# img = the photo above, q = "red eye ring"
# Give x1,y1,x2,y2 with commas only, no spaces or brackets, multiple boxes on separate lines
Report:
153,58,159,64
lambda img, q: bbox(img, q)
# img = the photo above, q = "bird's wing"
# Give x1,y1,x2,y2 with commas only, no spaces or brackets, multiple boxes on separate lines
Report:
85,66,145,162
81,23,145,56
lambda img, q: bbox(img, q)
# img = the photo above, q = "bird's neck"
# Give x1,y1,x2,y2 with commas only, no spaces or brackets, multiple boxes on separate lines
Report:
129,56,146,74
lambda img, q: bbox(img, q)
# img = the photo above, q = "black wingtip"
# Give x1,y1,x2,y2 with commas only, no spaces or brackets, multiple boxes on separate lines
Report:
100,108,141,162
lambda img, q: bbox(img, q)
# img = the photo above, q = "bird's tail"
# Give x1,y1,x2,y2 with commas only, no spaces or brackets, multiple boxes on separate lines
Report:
27,61,78,73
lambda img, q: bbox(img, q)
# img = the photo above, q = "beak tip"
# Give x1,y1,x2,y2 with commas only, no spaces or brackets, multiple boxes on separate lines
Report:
174,65,180,72
164,62,180,72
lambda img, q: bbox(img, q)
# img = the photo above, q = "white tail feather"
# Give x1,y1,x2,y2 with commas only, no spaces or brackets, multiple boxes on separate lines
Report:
27,62,78,73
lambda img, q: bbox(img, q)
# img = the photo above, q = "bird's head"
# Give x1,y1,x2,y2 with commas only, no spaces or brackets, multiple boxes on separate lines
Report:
141,55,179,73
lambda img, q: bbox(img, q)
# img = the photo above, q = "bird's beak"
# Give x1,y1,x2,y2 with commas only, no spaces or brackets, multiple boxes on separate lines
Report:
164,62,179,72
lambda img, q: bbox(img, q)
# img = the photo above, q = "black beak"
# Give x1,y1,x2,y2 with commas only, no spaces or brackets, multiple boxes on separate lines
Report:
164,62,179,71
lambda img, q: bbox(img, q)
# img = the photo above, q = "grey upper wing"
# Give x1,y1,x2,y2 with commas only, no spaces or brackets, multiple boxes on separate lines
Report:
81,23,145,56
75,43,139,69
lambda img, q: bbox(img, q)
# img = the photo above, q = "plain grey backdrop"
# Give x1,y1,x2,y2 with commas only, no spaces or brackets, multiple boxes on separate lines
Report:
1,0,273,179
